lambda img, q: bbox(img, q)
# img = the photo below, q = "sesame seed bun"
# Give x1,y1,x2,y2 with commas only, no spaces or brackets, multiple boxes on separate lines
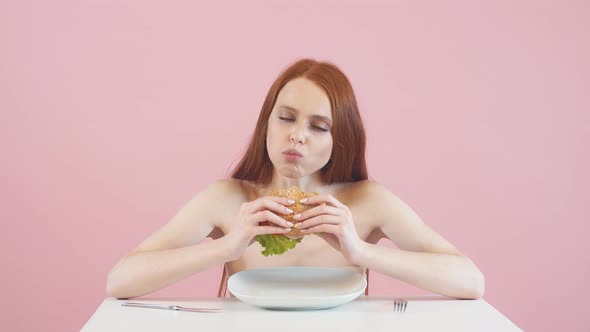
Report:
271,186,319,237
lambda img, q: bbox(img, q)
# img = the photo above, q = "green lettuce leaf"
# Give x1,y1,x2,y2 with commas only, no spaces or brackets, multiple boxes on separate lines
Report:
254,234,303,256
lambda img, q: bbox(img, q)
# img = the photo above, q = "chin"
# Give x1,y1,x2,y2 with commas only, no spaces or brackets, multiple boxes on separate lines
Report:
277,171,305,180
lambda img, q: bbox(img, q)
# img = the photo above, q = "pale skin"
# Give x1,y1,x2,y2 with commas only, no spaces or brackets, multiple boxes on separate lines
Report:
106,77,485,300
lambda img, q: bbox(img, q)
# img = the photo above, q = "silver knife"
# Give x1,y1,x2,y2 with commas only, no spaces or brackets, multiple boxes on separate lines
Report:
122,302,222,313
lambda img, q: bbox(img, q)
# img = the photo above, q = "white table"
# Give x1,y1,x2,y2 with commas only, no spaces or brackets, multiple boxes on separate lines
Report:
82,296,522,331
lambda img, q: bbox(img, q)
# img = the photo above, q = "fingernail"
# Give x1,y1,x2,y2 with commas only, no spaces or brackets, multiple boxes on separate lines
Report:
293,223,300,228
285,207,293,213
299,198,308,203
286,222,293,227
287,199,295,204
294,213,301,219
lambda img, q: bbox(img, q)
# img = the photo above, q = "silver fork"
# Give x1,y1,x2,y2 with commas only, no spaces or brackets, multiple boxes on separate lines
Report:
393,298,407,312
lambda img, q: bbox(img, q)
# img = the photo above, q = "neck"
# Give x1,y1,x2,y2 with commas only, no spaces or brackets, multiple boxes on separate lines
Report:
267,170,326,193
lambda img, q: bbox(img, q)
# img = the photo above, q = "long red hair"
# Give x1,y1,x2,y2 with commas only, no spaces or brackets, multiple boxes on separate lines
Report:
229,58,368,184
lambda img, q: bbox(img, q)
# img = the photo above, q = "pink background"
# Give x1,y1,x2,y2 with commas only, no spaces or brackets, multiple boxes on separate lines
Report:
2,1,588,331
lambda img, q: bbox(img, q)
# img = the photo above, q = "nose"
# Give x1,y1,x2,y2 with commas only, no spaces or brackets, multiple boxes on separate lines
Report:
289,127,305,144
290,134,304,144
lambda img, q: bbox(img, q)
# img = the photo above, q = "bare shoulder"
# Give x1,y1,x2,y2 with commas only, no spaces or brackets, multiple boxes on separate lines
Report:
346,179,418,227
208,178,257,202
349,180,425,221
354,179,386,193
205,178,262,214
132,178,250,252
337,179,395,206
206,178,240,197
354,180,461,254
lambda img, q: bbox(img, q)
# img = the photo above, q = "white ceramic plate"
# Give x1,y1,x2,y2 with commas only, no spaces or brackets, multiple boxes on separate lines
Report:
228,267,367,310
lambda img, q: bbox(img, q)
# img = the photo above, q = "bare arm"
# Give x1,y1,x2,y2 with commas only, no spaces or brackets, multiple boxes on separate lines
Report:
106,179,235,299
355,182,485,299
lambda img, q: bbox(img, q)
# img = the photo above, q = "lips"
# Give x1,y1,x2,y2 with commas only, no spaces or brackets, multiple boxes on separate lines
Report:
282,149,303,157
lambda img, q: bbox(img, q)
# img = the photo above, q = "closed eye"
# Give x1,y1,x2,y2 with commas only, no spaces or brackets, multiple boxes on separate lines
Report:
279,117,329,132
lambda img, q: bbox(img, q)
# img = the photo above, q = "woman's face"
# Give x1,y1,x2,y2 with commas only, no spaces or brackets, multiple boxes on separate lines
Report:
266,77,333,179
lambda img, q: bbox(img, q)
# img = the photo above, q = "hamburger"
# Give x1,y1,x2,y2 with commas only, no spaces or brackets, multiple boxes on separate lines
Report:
271,186,319,237
255,186,320,256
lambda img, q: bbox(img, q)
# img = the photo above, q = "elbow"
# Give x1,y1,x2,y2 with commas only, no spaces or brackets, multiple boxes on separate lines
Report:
106,282,132,300
455,257,485,300
106,270,132,300
106,283,126,300
106,277,122,299
474,270,486,299
462,268,486,300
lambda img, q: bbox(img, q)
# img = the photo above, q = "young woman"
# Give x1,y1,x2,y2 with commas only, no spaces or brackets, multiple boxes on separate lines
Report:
106,58,485,300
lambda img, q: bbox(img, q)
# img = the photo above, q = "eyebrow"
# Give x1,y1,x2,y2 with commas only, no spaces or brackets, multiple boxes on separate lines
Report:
278,105,333,125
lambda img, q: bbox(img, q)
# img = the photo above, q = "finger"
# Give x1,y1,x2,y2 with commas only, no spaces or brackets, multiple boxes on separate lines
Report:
294,204,341,222
262,195,296,206
296,215,340,230
299,194,344,208
251,210,293,228
256,225,293,235
301,223,340,235
246,197,296,215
